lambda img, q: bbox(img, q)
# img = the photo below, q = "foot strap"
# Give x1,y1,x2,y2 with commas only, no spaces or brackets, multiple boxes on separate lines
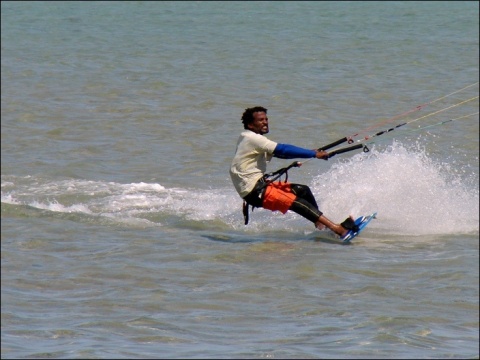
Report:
341,217,359,232
243,201,249,225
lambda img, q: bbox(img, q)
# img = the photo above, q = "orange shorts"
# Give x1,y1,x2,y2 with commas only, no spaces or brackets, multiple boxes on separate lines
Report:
262,181,296,214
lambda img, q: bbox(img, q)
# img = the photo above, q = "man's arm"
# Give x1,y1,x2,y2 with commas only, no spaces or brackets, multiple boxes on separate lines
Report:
274,144,329,160
273,144,316,159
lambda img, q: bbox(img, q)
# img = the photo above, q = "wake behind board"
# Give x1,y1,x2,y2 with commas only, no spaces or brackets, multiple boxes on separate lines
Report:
341,212,377,243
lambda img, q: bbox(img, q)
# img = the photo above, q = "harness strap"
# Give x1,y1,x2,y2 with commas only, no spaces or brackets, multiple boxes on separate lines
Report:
263,160,300,184
243,200,249,225
242,200,257,225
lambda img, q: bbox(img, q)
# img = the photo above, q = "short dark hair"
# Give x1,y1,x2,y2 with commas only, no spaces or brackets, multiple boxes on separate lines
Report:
241,106,267,129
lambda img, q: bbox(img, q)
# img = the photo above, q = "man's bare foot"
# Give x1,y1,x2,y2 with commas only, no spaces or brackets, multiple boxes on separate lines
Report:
339,226,349,238
315,215,356,237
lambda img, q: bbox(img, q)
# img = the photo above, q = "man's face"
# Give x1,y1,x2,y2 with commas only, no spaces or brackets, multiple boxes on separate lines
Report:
248,111,269,135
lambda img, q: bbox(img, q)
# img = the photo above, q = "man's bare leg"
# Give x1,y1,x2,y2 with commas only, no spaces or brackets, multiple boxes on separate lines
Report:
315,214,351,237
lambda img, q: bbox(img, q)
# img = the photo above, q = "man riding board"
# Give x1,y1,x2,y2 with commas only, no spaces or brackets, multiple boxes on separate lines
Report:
230,106,358,237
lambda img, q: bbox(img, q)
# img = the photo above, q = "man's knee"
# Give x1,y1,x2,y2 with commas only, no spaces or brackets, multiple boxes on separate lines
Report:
291,184,312,197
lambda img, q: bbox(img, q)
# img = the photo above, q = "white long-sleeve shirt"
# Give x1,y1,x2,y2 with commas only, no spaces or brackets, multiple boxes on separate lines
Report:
230,130,277,198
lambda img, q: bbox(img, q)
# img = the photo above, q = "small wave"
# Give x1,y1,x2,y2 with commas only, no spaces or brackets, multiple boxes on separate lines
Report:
1,142,478,235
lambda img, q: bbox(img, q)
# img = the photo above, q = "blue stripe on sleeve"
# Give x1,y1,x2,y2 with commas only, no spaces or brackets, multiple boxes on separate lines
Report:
273,143,316,159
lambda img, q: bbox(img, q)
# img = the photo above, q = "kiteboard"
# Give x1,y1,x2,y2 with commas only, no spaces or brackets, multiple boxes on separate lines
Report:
340,212,377,243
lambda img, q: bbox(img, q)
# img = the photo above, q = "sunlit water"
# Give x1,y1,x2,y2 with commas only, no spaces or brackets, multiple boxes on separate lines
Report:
2,1,479,359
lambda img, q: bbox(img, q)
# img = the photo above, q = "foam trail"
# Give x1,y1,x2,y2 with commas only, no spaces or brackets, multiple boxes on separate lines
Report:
1,176,242,228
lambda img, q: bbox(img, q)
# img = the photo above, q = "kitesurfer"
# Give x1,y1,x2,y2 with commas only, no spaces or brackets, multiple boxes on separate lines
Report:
230,106,358,236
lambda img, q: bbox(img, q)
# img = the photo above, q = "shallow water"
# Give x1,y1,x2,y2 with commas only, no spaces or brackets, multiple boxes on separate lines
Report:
2,1,479,359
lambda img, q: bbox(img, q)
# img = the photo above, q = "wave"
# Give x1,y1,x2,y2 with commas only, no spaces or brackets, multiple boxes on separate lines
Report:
2,142,478,236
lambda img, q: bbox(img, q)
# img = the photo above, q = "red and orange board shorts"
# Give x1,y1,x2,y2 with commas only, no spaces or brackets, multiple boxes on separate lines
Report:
262,181,296,214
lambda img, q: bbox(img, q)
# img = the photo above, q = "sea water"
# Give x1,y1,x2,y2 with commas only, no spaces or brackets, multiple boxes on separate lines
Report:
1,1,479,359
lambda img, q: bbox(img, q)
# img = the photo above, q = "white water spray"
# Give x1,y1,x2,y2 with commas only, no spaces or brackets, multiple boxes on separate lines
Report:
312,141,479,235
